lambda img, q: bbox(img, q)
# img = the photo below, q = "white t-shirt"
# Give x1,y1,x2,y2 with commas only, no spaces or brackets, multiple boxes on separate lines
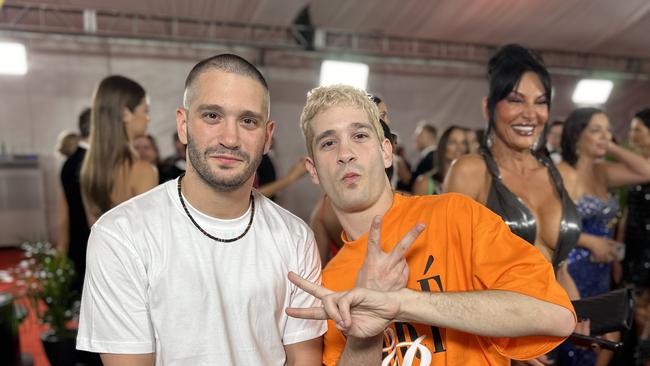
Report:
76,179,326,365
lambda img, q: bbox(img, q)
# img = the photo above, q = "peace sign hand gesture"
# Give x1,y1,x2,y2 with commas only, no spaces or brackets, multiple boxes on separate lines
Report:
355,216,424,291
286,272,401,338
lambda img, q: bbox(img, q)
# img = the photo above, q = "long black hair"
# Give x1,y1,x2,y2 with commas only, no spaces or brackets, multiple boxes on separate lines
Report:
485,44,552,147
561,107,603,167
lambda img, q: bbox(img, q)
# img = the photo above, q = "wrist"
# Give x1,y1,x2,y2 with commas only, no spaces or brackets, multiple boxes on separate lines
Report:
346,334,383,350
393,288,415,323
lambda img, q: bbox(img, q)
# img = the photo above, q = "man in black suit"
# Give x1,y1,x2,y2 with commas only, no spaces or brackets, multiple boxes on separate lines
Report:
59,108,91,295
411,122,437,190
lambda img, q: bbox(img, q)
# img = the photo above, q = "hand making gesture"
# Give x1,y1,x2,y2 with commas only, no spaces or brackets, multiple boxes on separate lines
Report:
355,216,425,291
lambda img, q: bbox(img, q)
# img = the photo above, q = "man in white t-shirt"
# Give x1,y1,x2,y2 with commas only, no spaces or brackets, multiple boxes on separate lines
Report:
76,54,326,366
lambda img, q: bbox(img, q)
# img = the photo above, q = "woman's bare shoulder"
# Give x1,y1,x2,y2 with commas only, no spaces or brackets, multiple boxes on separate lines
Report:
443,153,488,199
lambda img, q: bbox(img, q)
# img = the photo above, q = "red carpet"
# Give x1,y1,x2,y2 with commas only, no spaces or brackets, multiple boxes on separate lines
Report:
0,247,50,366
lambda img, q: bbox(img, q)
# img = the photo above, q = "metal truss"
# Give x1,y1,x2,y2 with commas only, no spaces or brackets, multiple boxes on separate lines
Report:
1,2,649,78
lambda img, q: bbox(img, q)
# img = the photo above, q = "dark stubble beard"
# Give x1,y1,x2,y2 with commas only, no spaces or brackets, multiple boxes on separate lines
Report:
186,130,264,192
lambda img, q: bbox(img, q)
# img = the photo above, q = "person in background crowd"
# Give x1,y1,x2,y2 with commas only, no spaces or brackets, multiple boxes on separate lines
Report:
133,134,161,167
622,108,650,365
413,125,468,195
556,107,650,366
411,121,437,188
464,127,481,154
80,75,158,225
58,108,91,294
55,130,80,159
159,132,187,182
547,120,564,164
254,137,308,201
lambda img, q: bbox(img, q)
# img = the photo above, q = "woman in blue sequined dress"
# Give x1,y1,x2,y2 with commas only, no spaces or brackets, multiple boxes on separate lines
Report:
557,108,650,366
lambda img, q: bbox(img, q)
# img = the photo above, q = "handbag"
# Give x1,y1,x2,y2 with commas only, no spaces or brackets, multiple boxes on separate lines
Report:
571,287,634,336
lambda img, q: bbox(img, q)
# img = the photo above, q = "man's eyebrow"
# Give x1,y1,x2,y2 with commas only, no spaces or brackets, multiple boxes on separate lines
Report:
196,104,225,112
240,110,265,120
314,129,336,145
349,122,373,131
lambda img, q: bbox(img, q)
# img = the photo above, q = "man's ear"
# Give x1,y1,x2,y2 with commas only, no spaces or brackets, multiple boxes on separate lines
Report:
305,156,320,185
481,97,489,122
176,108,189,145
264,120,276,154
381,138,393,169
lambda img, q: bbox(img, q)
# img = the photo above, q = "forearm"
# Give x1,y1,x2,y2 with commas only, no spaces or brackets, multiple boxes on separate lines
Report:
258,176,294,197
609,144,650,179
338,335,383,366
100,353,154,366
393,288,575,338
577,233,596,250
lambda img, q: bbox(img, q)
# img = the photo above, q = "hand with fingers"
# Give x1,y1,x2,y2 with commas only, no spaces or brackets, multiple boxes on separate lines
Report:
285,272,402,339
355,216,424,291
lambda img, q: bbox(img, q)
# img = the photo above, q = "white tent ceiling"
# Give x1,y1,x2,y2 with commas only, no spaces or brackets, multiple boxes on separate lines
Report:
4,0,650,59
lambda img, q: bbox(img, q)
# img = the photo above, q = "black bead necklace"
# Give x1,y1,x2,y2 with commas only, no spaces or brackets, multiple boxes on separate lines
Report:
177,173,255,243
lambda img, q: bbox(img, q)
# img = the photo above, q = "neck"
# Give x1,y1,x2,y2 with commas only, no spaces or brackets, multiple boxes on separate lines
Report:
490,139,537,173
333,183,394,241
181,166,253,219
575,154,597,175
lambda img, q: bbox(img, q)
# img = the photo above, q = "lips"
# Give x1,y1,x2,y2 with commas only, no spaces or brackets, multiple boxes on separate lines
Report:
341,171,361,185
511,124,536,136
212,154,243,165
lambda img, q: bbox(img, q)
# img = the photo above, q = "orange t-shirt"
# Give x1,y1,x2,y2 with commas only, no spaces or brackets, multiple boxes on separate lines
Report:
322,193,575,366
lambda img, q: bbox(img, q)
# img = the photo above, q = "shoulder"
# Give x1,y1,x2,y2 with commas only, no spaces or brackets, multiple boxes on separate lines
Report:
450,153,487,176
443,154,488,197
61,148,84,173
255,191,312,236
131,159,157,177
555,162,579,199
96,182,170,230
396,192,478,217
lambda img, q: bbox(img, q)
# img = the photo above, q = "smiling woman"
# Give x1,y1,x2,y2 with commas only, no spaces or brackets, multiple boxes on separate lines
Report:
444,45,583,364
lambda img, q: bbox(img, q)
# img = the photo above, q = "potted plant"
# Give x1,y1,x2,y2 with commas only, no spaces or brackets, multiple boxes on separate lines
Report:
15,241,77,366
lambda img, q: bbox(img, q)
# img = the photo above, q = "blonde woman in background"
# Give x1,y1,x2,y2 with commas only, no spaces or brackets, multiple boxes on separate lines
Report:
81,75,158,224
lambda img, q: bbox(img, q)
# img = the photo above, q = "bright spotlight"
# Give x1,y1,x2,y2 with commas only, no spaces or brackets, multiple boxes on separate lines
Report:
0,42,28,75
319,60,368,90
572,79,613,105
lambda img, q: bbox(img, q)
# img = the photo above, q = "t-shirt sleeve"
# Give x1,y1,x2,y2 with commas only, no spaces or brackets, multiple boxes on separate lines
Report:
283,230,328,345
76,224,155,354
465,197,576,360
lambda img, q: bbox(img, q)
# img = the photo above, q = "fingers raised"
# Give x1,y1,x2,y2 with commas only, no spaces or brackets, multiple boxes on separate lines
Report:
288,271,333,299
366,216,383,256
285,306,329,320
390,223,425,260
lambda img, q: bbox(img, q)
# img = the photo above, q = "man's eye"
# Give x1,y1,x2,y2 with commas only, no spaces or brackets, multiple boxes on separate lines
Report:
354,133,369,140
242,118,258,126
204,112,218,120
320,140,335,149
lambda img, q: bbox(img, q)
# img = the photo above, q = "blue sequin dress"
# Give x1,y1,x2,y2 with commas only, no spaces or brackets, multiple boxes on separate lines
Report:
557,195,620,366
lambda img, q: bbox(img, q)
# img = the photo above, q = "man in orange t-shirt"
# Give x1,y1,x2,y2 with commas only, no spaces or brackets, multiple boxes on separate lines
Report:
287,84,576,366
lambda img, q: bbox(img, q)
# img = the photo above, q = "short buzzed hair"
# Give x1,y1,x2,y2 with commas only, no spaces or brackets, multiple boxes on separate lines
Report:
418,122,437,139
183,54,270,115
300,84,383,158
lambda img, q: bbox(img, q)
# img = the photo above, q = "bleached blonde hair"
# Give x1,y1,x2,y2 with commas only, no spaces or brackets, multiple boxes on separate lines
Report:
300,84,382,158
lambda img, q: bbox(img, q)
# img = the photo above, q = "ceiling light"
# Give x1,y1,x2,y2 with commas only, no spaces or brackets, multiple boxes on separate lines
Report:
572,79,613,105
319,60,368,90
0,42,28,75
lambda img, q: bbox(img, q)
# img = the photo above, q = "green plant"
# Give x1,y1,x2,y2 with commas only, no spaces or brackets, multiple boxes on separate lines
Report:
15,241,76,337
